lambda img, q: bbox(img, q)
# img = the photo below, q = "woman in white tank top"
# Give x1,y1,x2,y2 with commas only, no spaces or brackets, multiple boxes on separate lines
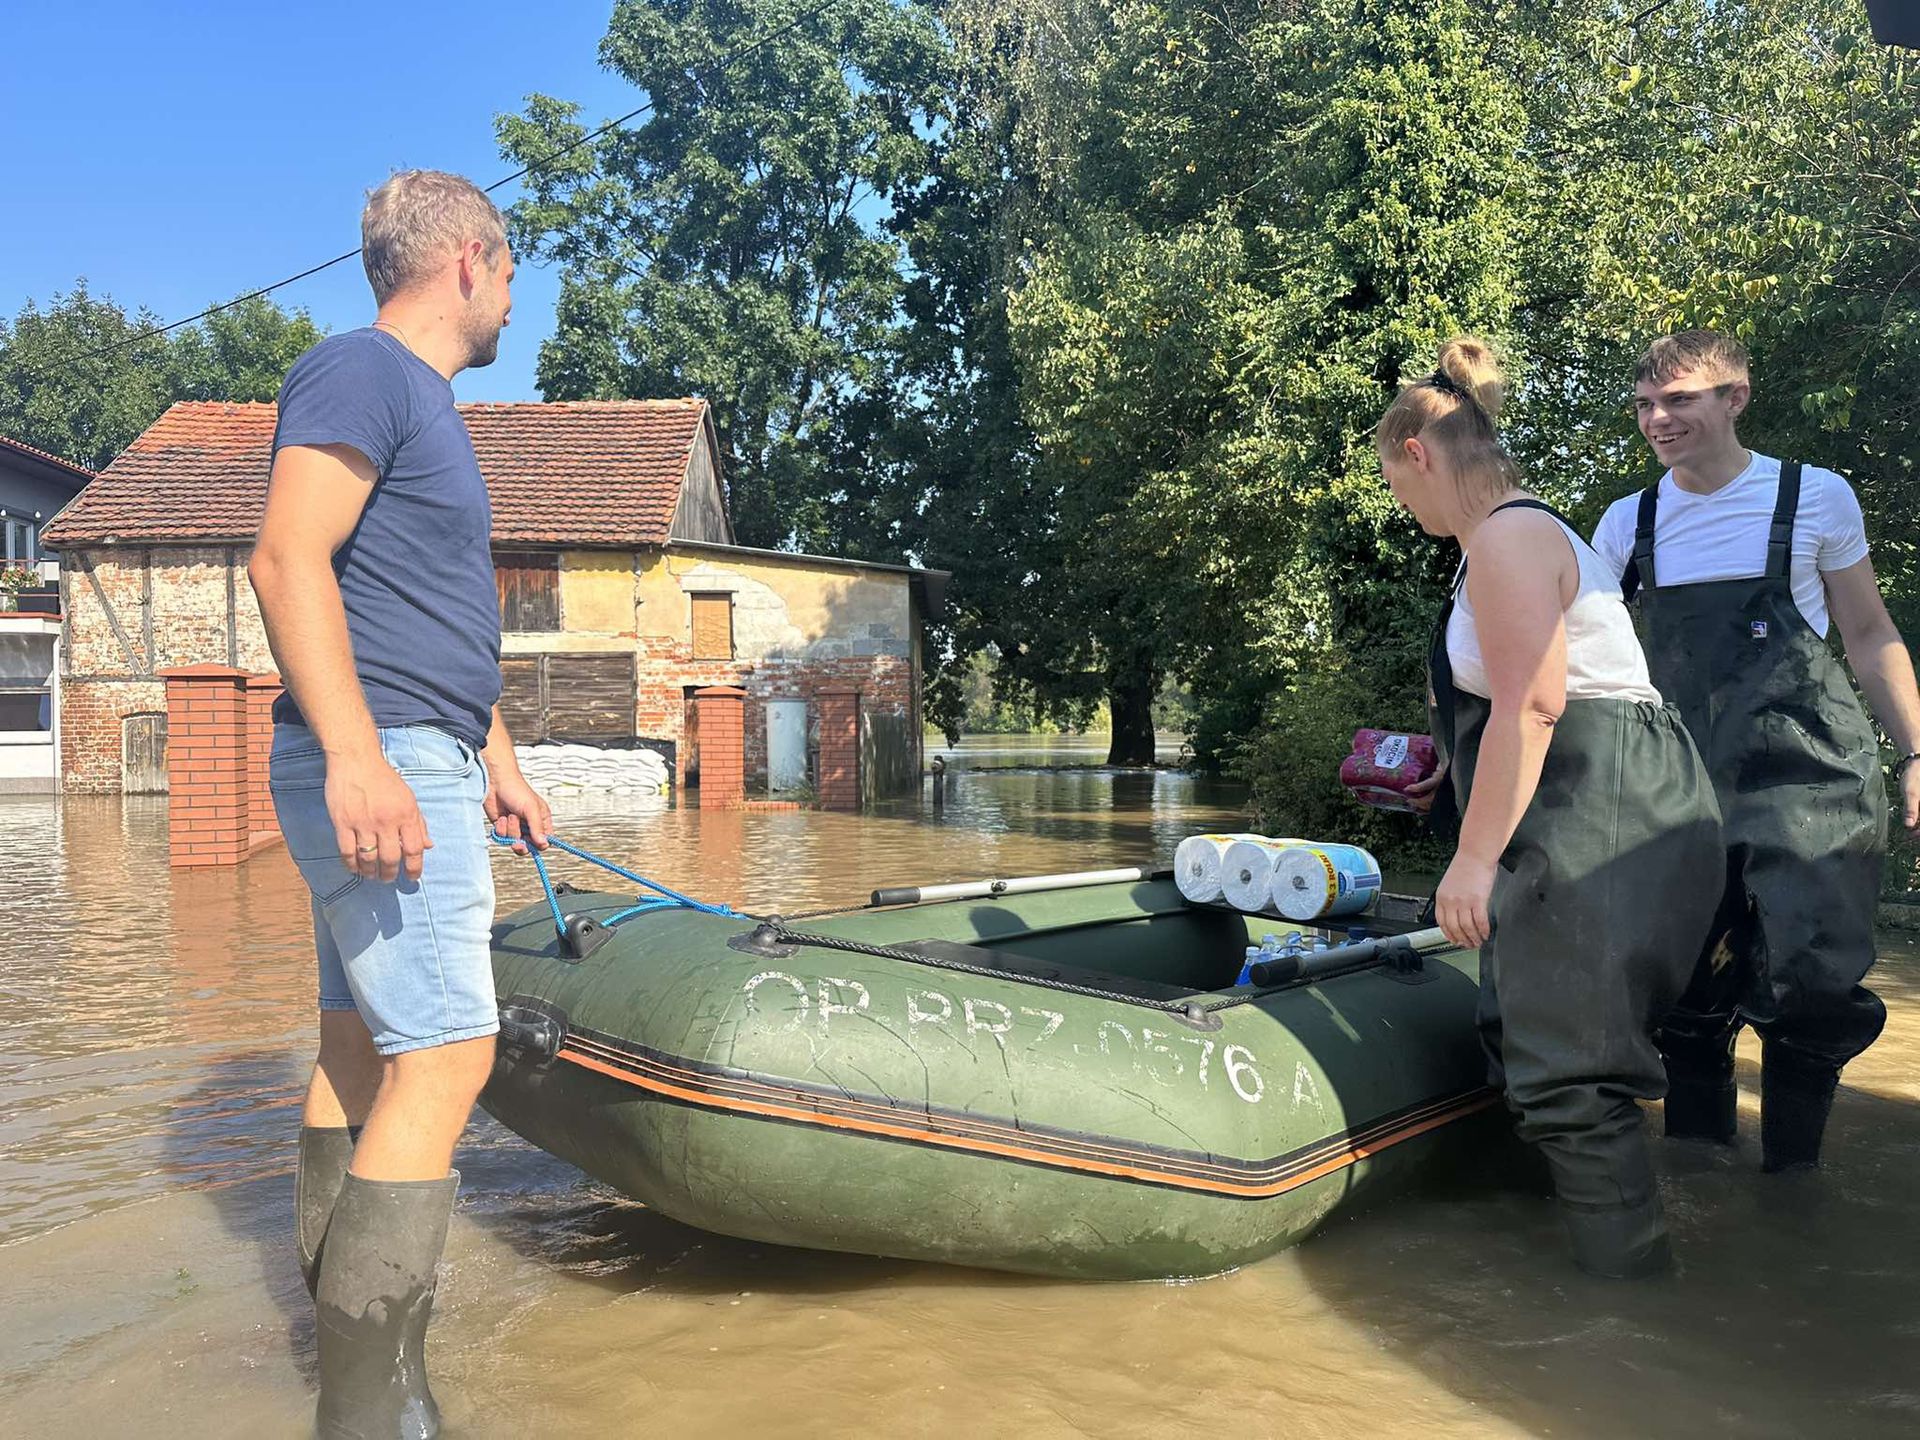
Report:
1444,515,1660,705
1375,338,1723,1280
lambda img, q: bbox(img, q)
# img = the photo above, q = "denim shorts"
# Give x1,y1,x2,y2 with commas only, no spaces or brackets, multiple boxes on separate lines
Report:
269,723,499,1056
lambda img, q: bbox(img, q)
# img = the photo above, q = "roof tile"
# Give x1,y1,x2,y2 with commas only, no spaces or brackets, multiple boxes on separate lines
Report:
41,399,712,548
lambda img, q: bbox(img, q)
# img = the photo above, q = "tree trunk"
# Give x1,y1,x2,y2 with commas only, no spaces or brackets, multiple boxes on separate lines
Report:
1105,659,1157,766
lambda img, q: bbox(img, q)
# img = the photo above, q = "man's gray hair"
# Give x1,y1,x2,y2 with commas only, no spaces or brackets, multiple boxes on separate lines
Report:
360,170,507,304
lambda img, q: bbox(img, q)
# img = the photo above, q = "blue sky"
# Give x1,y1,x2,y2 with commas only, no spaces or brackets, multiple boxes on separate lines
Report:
1,1,642,402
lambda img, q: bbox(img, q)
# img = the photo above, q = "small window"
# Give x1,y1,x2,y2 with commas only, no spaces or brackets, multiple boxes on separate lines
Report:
0,690,51,732
690,592,734,661
496,551,560,632
2,518,33,564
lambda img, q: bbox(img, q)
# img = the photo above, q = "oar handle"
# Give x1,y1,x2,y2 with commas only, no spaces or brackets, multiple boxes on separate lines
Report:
870,867,1157,908
1248,926,1453,988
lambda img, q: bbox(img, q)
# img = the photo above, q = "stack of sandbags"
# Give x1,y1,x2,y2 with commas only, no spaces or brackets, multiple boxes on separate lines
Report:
515,742,671,797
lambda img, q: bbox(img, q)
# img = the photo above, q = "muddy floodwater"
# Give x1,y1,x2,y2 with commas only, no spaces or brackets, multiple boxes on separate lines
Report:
3,734,1917,1437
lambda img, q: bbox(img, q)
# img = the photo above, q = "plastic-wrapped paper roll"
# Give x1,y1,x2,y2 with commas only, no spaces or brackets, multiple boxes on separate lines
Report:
1219,838,1306,914
1269,843,1383,921
1173,833,1267,904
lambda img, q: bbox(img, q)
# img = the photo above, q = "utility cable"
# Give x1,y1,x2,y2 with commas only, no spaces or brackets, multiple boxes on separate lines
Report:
29,0,850,380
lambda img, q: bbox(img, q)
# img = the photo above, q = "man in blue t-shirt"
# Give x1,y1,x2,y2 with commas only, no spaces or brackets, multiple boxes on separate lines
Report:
250,168,549,1436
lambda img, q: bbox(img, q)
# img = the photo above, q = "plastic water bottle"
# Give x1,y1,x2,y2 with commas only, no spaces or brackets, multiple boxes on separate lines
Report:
1238,931,1306,985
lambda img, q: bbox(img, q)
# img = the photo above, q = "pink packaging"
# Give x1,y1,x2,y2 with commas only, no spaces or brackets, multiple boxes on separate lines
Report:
1340,729,1438,812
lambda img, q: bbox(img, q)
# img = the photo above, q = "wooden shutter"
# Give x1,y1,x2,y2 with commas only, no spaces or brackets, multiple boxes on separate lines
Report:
499,656,545,742
546,654,636,740
495,552,560,633
690,592,734,660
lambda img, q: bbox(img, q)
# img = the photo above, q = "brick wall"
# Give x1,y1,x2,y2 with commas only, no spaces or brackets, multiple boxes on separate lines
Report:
62,545,264,792
162,666,251,867
60,678,167,792
634,642,914,792
694,686,746,807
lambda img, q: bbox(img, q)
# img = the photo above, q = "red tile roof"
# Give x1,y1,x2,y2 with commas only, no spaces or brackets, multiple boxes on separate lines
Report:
41,399,717,548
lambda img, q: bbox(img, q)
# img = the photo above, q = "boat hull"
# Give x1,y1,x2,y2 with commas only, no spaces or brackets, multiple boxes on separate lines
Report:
482,878,1499,1280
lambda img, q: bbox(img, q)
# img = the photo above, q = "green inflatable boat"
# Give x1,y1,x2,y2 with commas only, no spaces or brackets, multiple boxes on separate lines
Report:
481,856,1499,1281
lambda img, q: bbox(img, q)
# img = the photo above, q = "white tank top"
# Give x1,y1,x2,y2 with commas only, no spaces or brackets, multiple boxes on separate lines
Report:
1446,513,1662,704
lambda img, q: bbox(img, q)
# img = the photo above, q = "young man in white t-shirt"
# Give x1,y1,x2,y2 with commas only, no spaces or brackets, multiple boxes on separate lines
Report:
1590,330,1920,1172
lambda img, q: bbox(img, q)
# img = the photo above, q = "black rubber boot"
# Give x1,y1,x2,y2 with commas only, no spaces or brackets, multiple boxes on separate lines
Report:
297,1126,357,1298
315,1171,457,1440
1660,1035,1738,1143
1761,1048,1840,1173
1558,1195,1674,1279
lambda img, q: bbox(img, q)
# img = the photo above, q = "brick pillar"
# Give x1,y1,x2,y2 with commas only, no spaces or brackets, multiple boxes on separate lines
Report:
245,673,285,849
160,665,251,868
695,685,746,809
816,688,861,812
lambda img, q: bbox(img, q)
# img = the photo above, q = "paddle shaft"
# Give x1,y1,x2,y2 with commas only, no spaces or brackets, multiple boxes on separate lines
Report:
870,867,1156,908
1247,925,1454,987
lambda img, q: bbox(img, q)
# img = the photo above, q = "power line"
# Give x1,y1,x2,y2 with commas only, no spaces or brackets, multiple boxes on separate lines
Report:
32,0,848,379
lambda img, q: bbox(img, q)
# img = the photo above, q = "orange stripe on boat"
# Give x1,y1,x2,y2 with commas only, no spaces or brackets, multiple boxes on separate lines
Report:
556,1044,1500,1199
561,1032,1480,1182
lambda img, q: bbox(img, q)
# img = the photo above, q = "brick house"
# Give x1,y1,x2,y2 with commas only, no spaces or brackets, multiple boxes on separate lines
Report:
40,400,944,798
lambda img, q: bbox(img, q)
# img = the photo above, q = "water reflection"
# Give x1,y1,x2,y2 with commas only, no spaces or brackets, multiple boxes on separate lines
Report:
2,740,1917,1438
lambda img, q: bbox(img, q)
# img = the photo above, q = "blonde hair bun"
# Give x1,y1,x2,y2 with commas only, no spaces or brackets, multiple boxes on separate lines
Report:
1435,337,1507,423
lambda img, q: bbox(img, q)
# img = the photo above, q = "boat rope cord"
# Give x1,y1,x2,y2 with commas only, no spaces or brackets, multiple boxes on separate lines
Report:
747,921,1461,1021
489,834,740,956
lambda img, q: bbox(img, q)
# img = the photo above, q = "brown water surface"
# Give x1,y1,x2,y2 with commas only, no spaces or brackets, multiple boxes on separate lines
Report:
2,735,1916,1437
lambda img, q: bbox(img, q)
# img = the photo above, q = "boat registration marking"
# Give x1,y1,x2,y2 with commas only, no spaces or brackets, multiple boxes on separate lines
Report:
740,972,1271,1106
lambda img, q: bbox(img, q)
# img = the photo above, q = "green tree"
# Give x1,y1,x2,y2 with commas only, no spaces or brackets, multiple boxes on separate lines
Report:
994,0,1534,779
496,0,950,550
0,285,321,472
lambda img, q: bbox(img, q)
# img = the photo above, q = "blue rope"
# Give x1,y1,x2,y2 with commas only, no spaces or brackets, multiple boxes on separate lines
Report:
488,832,738,947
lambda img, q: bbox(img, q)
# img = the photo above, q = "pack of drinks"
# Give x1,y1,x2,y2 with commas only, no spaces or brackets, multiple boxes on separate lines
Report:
1173,833,1383,921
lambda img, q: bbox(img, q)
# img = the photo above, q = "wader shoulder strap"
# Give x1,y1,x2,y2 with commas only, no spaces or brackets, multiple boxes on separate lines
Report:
1622,487,1658,604
1768,460,1802,580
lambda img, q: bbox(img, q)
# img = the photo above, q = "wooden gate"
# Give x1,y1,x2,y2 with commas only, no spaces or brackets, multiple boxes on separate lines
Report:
123,713,168,793
497,654,637,743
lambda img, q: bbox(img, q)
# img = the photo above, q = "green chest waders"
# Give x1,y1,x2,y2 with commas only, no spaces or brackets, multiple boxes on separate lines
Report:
1625,462,1887,1169
1430,500,1724,1275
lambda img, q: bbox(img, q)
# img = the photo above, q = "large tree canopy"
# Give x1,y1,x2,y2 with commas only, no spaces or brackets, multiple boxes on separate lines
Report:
494,0,1917,881
0,287,321,472
496,0,951,551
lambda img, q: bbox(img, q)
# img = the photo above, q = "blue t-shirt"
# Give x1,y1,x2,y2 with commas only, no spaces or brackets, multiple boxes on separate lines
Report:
269,328,500,748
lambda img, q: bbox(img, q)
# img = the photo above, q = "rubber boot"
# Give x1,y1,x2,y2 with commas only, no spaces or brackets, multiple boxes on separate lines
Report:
297,1126,357,1298
1660,1036,1738,1144
1761,1046,1840,1173
315,1171,458,1440
1544,1137,1672,1279
1559,1194,1674,1279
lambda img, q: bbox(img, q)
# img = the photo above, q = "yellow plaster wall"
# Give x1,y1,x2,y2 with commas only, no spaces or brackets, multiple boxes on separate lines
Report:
559,551,637,636
639,549,911,660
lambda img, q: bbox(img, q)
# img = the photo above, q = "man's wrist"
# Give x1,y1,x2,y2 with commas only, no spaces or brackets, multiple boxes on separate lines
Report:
1896,750,1920,778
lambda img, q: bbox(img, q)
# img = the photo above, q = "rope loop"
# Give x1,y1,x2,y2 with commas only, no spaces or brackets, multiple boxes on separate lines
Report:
489,832,739,948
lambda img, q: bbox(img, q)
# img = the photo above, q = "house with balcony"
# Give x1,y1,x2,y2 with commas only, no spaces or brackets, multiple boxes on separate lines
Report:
0,434,92,792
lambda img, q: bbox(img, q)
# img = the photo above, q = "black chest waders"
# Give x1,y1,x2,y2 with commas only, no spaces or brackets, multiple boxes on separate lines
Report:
1430,500,1724,1276
1625,462,1888,1170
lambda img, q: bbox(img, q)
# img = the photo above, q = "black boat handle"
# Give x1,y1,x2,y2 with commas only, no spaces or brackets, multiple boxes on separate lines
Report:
498,1004,565,1067
1249,931,1435,988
